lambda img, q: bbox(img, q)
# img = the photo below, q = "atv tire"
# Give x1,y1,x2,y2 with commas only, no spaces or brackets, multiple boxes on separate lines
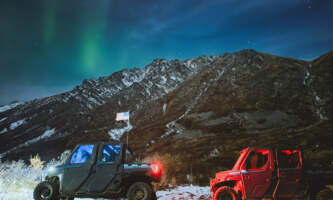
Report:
127,182,153,200
213,186,238,200
33,181,59,200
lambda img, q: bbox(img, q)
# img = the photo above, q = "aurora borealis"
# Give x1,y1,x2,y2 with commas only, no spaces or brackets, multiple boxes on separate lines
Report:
0,0,332,105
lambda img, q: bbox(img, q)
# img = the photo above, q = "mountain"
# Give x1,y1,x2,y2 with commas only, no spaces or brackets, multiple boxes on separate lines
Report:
0,55,216,159
1,49,332,184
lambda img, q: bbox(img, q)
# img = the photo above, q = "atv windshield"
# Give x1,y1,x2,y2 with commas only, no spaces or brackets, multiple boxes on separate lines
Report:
70,145,94,164
101,145,120,163
232,149,249,170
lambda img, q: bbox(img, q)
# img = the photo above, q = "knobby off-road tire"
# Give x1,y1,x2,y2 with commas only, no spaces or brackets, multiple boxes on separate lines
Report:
213,186,238,200
316,188,333,200
127,182,153,200
33,181,59,200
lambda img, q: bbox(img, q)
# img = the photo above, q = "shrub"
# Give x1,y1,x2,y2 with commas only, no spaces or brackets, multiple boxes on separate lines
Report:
29,154,44,170
0,151,67,200
0,160,43,200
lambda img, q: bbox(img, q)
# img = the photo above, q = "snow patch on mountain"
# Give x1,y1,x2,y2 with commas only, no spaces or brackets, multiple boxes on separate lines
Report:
0,102,22,113
40,129,56,139
164,69,225,137
122,70,146,87
313,93,328,120
0,128,7,135
0,129,56,158
162,121,186,138
160,76,167,84
21,128,56,146
303,70,311,85
10,119,25,130
209,148,220,158
184,59,198,71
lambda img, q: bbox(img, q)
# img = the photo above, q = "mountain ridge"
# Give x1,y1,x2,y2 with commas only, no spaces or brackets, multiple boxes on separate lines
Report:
1,49,332,183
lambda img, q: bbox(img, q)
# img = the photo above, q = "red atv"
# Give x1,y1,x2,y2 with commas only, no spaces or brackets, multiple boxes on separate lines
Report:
210,147,333,200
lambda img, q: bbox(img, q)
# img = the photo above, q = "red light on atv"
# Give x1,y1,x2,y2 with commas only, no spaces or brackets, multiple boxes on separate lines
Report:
151,162,162,177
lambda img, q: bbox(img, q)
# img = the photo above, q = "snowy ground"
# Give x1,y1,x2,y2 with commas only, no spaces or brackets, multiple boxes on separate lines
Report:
0,185,210,200
156,185,210,200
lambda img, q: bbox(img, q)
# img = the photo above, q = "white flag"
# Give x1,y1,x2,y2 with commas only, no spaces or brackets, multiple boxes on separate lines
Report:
116,111,130,121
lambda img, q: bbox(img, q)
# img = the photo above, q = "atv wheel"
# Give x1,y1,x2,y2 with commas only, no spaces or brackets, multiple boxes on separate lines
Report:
127,182,153,200
33,181,59,200
316,188,333,200
213,186,238,200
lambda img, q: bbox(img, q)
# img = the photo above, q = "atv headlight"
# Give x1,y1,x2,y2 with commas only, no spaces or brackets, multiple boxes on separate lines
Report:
48,166,56,174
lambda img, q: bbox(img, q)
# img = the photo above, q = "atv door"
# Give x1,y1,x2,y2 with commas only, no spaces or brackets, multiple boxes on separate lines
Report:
274,150,303,199
61,144,97,194
241,149,274,199
78,144,123,193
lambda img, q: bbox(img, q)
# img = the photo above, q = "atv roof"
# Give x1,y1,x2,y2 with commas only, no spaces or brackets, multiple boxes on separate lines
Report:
76,140,123,146
242,146,302,151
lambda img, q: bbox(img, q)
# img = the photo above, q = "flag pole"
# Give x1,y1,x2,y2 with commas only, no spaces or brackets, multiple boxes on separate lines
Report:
126,111,131,148
116,111,130,162
126,119,129,148
126,112,130,163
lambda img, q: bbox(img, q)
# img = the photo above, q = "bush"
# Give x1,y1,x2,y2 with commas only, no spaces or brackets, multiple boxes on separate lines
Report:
0,160,43,200
0,151,68,200
29,154,44,170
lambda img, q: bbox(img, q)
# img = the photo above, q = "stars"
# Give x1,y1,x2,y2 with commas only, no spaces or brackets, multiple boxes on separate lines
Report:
247,41,257,47
305,0,312,9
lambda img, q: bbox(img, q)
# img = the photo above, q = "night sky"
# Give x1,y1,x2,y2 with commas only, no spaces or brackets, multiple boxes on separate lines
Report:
0,0,332,105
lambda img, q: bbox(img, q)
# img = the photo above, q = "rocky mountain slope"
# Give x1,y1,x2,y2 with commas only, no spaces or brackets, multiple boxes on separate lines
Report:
0,55,216,159
1,49,332,184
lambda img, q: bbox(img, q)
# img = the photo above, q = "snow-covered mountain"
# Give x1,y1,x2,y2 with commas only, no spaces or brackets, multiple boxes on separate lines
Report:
0,55,216,159
1,49,332,184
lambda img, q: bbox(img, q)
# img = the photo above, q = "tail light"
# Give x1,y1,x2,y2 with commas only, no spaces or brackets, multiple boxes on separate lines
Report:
150,162,162,177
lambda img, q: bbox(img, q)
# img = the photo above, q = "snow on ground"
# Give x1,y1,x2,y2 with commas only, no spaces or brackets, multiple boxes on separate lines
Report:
157,185,210,200
0,185,210,200
10,119,25,130
0,160,44,200
0,188,35,200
